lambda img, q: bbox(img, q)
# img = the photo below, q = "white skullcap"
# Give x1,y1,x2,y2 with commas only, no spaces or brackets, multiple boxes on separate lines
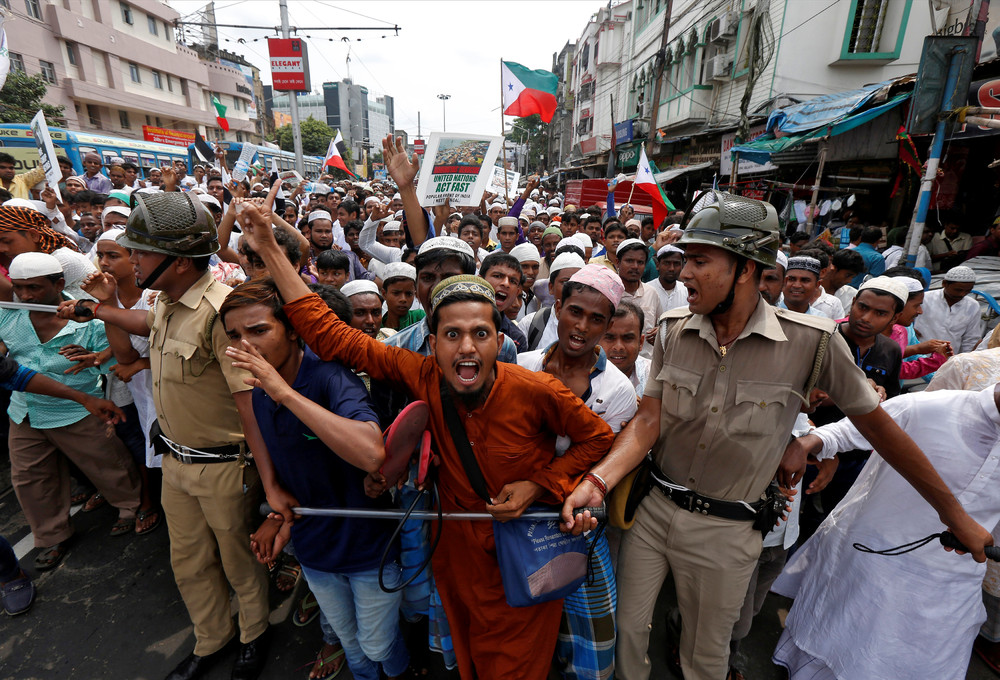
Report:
392,192,402,201
530,189,540,197
573,233,593,248
554,238,583,255
667,224,683,232
510,243,540,264
2,198,42,213
417,236,475,258
548,199,560,207
364,196,380,205
858,276,909,307
489,201,506,211
894,276,925,294
579,212,591,220
549,252,586,275
497,216,518,228
625,218,642,229
341,280,381,298
382,220,402,233
251,182,265,190
943,265,976,283
180,177,197,187
382,262,416,282
657,244,684,258
393,210,405,220
101,206,131,224
616,238,647,257
775,250,788,270
308,210,333,224
97,228,126,243
546,207,560,216
9,252,63,279
196,194,221,211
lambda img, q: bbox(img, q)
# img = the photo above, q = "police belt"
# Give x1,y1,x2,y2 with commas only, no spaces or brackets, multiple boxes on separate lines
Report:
647,459,764,522
162,435,245,465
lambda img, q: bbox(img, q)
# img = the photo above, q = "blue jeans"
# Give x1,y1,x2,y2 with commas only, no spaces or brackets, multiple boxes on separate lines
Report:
301,562,409,680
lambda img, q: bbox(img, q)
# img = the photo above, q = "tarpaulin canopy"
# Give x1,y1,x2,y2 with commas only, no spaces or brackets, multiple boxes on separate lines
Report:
731,93,911,165
765,80,896,134
652,161,713,183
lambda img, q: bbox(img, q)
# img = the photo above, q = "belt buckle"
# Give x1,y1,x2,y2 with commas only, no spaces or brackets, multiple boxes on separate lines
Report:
685,492,696,512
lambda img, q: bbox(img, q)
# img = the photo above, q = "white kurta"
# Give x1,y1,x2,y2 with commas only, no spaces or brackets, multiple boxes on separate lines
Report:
772,388,1000,680
914,289,983,354
645,278,688,313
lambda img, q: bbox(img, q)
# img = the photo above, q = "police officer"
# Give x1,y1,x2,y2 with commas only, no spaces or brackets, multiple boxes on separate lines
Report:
560,192,992,680
59,192,279,680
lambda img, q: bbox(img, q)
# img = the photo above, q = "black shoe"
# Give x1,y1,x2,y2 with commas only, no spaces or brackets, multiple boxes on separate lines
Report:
231,631,269,680
164,645,230,680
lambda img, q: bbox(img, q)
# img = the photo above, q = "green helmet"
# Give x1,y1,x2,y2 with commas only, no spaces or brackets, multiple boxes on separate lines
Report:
117,192,220,257
677,191,780,267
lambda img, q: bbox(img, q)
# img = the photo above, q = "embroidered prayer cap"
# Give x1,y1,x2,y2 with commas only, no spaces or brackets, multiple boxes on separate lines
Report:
549,252,586,275
498,216,518,228
430,275,495,314
943,265,976,283
785,255,822,277
858,276,908,307
382,262,416,282
510,243,540,264
569,263,625,309
616,237,648,257
341,280,381,299
382,221,402,233
417,236,475,259
308,210,333,223
892,276,925,294
657,244,684,259
9,252,63,279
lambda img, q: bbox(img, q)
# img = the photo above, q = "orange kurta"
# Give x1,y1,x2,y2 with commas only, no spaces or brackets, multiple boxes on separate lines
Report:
284,293,615,680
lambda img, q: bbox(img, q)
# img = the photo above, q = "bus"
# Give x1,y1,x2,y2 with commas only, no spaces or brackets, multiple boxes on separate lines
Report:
0,124,190,179
188,141,326,179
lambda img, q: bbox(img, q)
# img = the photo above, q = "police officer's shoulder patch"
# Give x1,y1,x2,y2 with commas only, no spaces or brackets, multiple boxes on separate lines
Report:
773,307,837,333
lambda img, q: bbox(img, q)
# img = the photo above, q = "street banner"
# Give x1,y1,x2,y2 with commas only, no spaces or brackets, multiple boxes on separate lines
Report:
488,165,520,197
143,125,195,148
30,110,61,204
415,132,503,207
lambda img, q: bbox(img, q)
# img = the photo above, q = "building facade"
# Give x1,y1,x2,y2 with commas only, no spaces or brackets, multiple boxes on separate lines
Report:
3,0,260,144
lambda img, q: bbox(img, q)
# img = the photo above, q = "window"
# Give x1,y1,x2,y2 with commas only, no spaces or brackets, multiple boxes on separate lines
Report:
0,1,10,10
66,42,77,66
121,2,133,25
155,116,162,126
848,0,888,53
119,110,131,129
147,15,158,35
39,60,56,84
166,73,173,92
145,115,152,125
87,105,101,127
152,70,162,89
9,52,24,74
129,62,140,83
236,131,243,143
24,0,41,20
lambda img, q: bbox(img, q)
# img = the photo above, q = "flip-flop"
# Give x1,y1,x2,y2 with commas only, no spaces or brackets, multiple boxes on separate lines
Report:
304,643,345,680
109,517,134,537
82,493,106,513
275,558,302,592
34,542,69,571
293,591,320,627
70,488,94,505
134,508,161,535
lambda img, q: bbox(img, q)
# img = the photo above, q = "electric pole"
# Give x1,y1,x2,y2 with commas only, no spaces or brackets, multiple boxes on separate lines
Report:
279,0,304,175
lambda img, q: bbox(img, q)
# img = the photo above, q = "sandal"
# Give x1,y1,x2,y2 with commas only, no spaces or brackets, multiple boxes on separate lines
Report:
82,493,106,513
134,508,161,535
306,642,344,680
109,517,134,537
70,488,94,505
293,591,320,627
34,542,69,571
275,557,302,592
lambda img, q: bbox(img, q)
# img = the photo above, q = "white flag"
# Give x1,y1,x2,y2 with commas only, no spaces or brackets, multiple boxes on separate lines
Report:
0,9,10,93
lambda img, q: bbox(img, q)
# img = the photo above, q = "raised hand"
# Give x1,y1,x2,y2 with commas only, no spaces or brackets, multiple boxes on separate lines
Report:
383,134,419,187
226,339,293,403
81,271,118,303
235,201,278,254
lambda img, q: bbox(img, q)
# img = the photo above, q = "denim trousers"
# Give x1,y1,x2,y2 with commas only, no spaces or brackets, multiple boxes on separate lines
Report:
301,561,409,680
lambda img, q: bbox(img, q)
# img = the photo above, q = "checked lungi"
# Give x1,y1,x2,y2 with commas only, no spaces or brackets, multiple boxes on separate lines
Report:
556,530,617,680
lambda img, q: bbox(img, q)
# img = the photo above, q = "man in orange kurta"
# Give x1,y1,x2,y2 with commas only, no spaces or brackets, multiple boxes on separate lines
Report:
233,202,615,680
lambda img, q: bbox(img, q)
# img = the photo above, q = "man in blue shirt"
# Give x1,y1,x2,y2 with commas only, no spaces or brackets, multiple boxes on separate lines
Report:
850,227,885,288
220,279,411,680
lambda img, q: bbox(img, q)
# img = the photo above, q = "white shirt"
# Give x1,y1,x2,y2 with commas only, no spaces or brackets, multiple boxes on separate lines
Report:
116,290,160,468
645,278,688,313
914,289,983,353
621,281,663,360
773,388,1000,680
809,287,845,321
517,344,637,454
629,355,651,396
883,244,931,270
53,247,98,301
833,284,857,311
359,220,402,265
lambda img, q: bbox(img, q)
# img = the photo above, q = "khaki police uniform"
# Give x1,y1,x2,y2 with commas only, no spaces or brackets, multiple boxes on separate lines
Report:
149,271,268,657
615,299,880,680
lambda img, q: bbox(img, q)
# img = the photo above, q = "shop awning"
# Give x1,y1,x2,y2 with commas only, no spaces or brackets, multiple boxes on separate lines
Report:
652,161,713,183
731,93,910,165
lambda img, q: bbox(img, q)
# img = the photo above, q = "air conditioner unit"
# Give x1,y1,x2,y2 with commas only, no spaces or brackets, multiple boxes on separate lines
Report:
706,54,732,81
710,11,738,41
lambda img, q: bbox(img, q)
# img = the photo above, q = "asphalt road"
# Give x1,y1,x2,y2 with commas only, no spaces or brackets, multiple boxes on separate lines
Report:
0,463,996,680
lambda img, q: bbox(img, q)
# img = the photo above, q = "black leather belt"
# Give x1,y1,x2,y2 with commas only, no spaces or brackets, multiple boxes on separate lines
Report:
647,461,763,522
163,436,244,465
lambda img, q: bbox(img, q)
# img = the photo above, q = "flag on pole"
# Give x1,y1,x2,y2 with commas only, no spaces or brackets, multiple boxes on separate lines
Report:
0,10,10,93
323,131,356,178
501,61,558,123
212,96,230,131
634,146,674,228
193,131,215,164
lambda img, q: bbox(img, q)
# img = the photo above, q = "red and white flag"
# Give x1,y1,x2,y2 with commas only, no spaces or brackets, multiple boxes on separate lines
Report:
324,131,356,178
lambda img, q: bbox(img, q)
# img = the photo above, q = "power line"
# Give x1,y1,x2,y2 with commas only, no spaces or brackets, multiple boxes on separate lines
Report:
310,0,399,30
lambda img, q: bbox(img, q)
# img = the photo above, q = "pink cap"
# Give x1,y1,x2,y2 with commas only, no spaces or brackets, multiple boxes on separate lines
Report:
569,263,625,308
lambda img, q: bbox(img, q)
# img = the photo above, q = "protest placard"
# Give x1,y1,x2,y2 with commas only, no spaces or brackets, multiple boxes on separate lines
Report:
415,132,503,207
488,165,520,199
30,110,62,203
278,169,304,189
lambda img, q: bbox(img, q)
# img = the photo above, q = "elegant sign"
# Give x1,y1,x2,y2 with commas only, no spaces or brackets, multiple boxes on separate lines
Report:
268,38,310,91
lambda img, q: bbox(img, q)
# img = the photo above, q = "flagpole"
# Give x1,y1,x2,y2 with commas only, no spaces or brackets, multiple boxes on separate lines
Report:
500,58,510,204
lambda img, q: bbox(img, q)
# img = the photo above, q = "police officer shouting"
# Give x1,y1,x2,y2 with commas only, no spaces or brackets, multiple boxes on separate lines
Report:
561,192,992,680
59,192,283,680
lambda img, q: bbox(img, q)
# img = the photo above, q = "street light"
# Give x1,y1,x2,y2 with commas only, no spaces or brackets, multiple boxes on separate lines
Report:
438,93,451,132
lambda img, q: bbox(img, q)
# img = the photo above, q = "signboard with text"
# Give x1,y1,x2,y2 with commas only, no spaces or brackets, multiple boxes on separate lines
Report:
414,139,426,156
415,132,503,207
614,120,634,145
268,38,310,92
30,110,62,203
142,125,195,148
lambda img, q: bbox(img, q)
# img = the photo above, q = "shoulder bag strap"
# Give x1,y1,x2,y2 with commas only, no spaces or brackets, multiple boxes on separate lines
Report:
439,379,492,505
